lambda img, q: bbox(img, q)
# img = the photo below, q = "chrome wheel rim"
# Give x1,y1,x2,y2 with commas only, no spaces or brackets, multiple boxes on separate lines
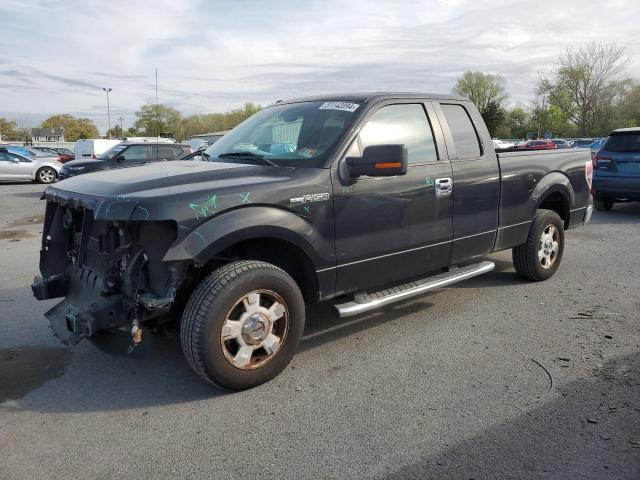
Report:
39,168,55,183
220,289,289,370
538,224,560,269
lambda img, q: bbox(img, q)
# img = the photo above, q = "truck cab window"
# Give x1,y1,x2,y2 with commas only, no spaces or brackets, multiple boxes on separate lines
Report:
441,104,482,159
359,104,437,165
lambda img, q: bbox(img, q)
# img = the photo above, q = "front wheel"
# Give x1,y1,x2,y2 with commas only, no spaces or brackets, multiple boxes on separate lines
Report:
512,209,565,281
36,167,57,184
181,260,305,390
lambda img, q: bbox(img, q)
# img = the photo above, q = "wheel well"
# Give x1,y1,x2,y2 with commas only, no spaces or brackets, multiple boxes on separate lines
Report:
539,191,570,229
202,237,319,302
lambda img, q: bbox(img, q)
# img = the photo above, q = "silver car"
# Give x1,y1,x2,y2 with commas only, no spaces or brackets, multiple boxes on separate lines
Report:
0,149,62,183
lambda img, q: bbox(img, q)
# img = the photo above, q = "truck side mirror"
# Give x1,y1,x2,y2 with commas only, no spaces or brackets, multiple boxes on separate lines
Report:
114,155,124,163
346,144,408,178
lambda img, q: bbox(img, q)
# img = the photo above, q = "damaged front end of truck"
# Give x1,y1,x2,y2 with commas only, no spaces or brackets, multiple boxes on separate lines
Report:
31,189,186,348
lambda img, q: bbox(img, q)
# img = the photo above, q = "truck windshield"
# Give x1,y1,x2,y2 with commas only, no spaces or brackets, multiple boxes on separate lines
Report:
204,101,362,167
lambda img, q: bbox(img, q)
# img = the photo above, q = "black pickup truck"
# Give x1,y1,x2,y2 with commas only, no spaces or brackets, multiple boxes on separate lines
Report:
32,93,593,390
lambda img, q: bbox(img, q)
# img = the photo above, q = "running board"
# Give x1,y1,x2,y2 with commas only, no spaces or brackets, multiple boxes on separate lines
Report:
334,261,495,318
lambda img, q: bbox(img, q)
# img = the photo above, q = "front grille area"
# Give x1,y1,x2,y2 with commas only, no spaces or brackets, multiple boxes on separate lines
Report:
88,236,100,252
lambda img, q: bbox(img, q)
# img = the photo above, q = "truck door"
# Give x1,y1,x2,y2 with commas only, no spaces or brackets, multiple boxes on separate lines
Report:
333,101,453,294
432,102,500,263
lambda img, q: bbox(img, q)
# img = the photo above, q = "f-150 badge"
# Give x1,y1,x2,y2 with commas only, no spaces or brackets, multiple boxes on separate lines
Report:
290,192,331,204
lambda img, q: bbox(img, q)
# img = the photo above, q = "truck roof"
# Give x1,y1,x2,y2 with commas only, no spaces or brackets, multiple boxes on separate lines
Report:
275,92,468,105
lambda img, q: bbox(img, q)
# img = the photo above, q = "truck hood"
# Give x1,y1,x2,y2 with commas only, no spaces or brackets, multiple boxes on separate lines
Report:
44,160,299,222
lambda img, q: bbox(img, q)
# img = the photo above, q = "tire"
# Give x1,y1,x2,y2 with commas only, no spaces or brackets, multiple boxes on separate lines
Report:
593,197,614,211
512,209,565,281
181,260,305,390
36,167,57,184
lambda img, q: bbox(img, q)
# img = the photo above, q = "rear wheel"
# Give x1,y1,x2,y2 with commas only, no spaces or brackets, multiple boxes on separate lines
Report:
593,197,614,211
512,209,565,281
36,167,57,184
181,260,305,390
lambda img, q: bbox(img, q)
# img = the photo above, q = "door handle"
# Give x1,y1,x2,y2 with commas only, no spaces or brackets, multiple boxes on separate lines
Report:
435,177,453,197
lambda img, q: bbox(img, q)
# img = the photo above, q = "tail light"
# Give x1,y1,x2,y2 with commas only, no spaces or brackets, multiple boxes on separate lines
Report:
585,160,593,190
593,154,612,170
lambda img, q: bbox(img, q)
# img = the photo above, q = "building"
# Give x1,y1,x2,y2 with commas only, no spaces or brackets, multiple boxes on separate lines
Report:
31,127,65,142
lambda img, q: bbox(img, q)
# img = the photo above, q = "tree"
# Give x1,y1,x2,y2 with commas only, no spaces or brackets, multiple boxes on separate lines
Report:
106,125,124,139
453,71,508,111
539,42,628,136
41,114,99,141
179,103,262,139
0,117,18,141
482,101,506,137
453,71,508,137
134,104,182,138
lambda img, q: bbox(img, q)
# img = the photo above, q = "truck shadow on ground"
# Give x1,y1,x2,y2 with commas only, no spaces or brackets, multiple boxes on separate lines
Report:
0,291,436,413
381,351,640,480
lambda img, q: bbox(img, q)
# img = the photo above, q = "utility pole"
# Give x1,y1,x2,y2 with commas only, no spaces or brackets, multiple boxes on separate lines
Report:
102,87,112,138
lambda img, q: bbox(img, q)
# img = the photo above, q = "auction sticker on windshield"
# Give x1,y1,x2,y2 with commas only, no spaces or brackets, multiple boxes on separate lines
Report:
318,102,360,113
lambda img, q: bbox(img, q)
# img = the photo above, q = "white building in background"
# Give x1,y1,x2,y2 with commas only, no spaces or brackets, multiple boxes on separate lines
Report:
31,127,65,142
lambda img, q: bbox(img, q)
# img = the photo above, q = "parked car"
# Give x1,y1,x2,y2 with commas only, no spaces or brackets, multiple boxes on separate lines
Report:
5,145,48,157
550,139,571,149
570,139,595,148
515,140,558,150
33,146,75,163
591,128,640,210
590,138,605,157
32,92,592,390
492,139,515,149
73,138,121,160
0,147,62,183
59,141,192,179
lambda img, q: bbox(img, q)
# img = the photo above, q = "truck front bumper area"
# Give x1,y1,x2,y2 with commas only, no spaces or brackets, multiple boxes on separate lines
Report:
32,268,131,346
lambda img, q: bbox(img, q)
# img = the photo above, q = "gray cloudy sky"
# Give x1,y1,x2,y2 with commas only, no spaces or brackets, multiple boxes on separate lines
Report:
1,0,639,132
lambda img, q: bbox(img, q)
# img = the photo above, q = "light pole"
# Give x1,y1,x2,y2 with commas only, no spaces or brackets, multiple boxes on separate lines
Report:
102,87,112,138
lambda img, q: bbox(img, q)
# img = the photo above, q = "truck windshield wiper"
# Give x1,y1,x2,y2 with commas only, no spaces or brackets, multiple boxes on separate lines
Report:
217,152,278,167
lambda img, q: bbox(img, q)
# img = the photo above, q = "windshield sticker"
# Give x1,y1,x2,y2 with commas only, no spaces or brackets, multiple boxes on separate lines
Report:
298,147,317,158
318,102,360,113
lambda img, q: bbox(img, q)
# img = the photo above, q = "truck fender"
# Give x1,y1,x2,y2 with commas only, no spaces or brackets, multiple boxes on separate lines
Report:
162,206,323,268
531,171,575,216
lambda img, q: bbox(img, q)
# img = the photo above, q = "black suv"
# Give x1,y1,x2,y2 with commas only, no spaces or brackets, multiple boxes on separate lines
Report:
59,142,192,179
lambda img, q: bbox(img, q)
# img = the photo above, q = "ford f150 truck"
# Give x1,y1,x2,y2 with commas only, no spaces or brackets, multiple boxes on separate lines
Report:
32,93,593,390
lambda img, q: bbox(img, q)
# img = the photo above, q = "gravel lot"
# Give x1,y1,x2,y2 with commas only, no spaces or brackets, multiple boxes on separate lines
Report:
1,181,639,479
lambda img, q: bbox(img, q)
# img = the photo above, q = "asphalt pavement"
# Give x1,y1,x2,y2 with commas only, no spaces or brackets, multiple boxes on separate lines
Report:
1,181,639,479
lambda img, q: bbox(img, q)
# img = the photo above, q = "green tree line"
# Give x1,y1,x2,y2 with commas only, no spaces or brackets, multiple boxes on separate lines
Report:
453,42,639,138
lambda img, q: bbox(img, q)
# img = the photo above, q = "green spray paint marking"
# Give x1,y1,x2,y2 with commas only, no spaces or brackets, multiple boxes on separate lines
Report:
189,194,217,219
425,177,435,187
239,192,251,204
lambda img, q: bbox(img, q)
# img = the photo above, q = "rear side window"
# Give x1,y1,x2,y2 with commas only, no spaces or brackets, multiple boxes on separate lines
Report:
122,146,147,160
604,132,640,152
359,104,438,165
441,104,482,159
157,146,176,159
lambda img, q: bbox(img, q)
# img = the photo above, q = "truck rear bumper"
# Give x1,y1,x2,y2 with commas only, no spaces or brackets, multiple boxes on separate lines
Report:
584,204,593,225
